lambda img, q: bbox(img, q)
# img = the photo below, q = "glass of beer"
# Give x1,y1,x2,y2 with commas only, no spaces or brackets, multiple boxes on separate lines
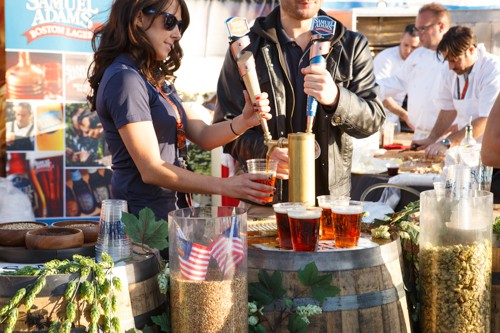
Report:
272,202,307,249
246,158,278,203
317,195,350,241
287,207,322,252
332,201,364,248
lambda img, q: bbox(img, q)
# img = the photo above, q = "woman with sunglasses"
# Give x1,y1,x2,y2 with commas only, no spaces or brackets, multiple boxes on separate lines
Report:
87,0,273,223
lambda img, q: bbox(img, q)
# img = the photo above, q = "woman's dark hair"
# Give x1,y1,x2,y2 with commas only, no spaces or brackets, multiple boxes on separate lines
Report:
87,0,190,110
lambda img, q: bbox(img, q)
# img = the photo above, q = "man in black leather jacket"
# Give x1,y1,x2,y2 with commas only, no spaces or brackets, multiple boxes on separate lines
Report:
214,1,385,210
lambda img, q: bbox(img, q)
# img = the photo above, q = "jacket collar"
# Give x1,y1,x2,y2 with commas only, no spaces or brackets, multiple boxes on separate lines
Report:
251,7,346,45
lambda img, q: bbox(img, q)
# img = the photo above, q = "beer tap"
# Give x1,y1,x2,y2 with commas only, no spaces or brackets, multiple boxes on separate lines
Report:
225,17,272,143
306,16,336,133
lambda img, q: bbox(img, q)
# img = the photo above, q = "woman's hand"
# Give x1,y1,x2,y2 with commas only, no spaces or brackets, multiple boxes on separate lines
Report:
221,172,275,205
240,91,272,129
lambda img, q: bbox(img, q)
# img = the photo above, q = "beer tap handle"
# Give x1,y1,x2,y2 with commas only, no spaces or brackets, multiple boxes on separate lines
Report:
225,17,272,142
305,16,336,133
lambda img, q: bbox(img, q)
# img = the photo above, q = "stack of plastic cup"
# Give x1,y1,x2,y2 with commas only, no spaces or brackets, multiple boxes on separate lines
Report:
95,199,132,264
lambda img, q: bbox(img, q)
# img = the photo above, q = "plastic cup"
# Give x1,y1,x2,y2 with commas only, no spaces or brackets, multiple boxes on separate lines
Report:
246,158,278,203
332,201,364,248
272,202,307,249
317,195,350,241
287,207,322,252
95,199,131,264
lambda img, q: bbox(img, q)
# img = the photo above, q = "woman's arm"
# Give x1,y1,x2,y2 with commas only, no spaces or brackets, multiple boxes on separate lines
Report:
481,92,500,167
185,92,271,151
118,120,273,204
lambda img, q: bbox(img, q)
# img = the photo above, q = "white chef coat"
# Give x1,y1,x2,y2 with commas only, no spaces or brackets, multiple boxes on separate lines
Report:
378,47,449,140
373,45,406,129
435,44,500,130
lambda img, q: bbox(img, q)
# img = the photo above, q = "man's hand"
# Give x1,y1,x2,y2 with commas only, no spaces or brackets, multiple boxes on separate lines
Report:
268,147,289,180
411,137,436,151
424,141,448,158
302,64,339,107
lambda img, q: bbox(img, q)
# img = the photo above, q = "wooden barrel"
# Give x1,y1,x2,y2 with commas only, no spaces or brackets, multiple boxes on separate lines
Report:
0,253,165,332
492,238,500,333
248,236,411,333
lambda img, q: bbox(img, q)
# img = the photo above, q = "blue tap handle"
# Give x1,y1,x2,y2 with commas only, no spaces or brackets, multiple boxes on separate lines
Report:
306,56,326,132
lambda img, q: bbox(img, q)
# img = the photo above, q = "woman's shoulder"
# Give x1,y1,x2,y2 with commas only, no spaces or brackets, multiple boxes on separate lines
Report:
102,55,148,90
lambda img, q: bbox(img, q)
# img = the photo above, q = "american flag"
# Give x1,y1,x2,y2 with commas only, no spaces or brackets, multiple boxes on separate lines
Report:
176,228,211,281
209,218,244,278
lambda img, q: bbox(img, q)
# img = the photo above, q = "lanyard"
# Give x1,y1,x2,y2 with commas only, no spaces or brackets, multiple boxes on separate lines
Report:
456,75,469,100
157,83,188,168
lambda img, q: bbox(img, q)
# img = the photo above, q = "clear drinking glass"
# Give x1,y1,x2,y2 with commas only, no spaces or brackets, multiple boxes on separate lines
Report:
287,207,322,252
332,201,364,248
272,202,307,249
246,158,278,203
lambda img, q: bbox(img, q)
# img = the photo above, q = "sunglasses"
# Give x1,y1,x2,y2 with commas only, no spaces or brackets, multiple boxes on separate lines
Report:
143,8,183,33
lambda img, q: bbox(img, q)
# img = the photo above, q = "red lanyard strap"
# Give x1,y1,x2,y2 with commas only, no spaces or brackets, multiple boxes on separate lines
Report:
157,84,188,164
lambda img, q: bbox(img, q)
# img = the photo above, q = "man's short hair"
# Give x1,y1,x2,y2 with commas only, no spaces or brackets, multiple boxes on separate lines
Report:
419,2,450,26
404,24,419,38
16,102,31,114
437,26,477,60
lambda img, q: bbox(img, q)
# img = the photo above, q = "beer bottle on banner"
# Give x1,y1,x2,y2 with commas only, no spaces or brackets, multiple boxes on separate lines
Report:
30,156,63,217
6,153,39,215
66,185,80,217
88,168,110,206
71,170,97,215
36,103,64,151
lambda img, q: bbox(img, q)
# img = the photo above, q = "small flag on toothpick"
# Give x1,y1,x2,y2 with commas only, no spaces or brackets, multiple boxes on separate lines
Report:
176,228,211,281
210,217,244,278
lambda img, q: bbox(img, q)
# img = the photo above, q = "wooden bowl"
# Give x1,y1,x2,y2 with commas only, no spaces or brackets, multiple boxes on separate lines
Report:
25,227,84,250
0,222,48,247
52,220,99,243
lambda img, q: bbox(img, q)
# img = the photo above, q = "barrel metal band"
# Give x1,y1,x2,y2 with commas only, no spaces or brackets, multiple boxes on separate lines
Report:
248,239,401,272
263,283,406,312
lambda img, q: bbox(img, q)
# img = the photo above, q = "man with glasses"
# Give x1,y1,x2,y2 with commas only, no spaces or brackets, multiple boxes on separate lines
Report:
373,24,420,133
411,26,500,157
378,3,450,140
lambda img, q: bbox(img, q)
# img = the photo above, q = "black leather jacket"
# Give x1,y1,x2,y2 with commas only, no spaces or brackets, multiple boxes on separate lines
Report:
214,7,385,200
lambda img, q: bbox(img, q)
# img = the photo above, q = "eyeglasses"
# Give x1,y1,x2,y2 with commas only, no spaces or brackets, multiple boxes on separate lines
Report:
413,22,439,34
143,8,183,33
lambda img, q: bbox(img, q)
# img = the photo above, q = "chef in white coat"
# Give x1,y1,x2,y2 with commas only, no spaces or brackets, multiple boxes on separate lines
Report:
411,26,500,157
378,3,450,140
373,24,420,132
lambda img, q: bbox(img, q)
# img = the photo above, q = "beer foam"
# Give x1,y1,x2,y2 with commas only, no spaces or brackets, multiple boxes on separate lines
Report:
272,203,306,214
287,208,322,219
250,170,276,176
331,205,363,215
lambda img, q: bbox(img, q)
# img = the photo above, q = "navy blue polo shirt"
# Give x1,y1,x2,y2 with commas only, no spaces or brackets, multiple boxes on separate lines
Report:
276,18,311,134
95,54,188,220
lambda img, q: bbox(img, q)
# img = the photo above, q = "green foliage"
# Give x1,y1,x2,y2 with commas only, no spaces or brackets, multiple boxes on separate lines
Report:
122,207,169,250
151,313,171,332
493,216,500,234
297,262,340,304
248,262,336,332
287,314,308,333
248,270,286,306
0,254,122,333
187,143,211,176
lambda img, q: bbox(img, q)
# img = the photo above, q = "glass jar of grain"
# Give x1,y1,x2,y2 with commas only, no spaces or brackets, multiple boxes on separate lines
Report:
419,190,493,333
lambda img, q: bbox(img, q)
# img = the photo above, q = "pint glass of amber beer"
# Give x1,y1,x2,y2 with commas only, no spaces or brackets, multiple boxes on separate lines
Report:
317,195,350,241
246,158,278,203
332,201,364,248
272,202,307,249
287,207,322,252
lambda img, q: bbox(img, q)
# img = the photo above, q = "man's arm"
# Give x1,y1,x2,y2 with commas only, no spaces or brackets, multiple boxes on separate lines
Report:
382,97,413,129
411,109,457,150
